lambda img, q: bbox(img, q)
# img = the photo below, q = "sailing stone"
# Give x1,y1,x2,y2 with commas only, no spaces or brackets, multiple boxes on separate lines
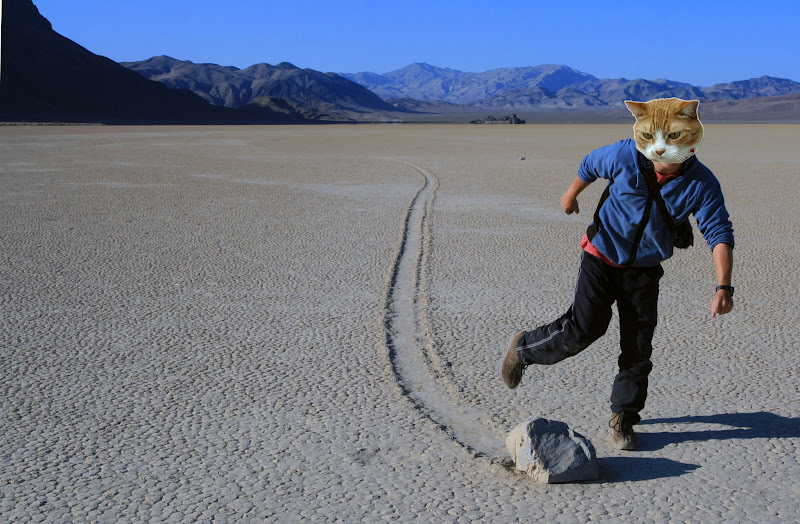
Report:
506,417,599,483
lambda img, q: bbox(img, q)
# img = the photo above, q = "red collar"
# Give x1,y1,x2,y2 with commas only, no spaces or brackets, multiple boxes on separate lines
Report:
654,162,684,185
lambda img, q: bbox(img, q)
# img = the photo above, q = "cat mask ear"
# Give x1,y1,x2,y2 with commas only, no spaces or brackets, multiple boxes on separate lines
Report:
678,100,700,118
624,100,647,119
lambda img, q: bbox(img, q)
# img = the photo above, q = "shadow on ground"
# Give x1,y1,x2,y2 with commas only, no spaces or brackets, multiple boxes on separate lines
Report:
598,456,700,483
595,412,799,482
637,411,800,451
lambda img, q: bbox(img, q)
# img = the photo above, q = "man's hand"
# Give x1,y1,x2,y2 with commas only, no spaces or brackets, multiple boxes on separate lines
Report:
711,289,733,317
561,193,580,214
711,243,734,317
561,176,591,215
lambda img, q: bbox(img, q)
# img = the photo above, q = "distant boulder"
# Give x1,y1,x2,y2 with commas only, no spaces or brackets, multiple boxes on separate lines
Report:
470,114,526,124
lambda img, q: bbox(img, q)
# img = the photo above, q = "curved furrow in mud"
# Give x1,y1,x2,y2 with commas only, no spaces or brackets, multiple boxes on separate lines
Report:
383,161,510,464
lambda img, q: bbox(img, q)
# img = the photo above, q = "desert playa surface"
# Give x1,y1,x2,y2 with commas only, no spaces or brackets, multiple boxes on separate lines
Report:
2,123,799,521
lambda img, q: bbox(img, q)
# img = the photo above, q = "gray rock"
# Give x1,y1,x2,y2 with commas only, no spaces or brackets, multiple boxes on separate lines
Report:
470,114,526,124
506,417,599,483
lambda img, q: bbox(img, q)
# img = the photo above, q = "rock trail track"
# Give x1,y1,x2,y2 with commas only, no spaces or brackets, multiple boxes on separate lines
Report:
383,161,511,464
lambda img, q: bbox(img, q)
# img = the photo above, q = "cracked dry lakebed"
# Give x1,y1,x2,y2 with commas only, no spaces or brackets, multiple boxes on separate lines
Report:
2,124,799,522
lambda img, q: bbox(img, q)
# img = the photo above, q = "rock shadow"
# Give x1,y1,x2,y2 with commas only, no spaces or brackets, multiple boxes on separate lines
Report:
637,411,800,451
597,456,700,483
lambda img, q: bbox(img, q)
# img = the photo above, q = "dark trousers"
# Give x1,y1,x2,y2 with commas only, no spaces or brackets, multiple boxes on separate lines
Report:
517,252,663,415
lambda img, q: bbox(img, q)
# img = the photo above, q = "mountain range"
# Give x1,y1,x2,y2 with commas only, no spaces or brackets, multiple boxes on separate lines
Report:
121,56,399,120
3,0,800,124
341,63,800,109
122,57,800,119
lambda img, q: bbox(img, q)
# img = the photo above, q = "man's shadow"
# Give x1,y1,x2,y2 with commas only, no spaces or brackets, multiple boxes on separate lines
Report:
597,411,800,483
637,411,800,450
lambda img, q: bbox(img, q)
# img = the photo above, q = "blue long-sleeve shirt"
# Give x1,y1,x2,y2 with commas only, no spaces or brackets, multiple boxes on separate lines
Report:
578,138,734,267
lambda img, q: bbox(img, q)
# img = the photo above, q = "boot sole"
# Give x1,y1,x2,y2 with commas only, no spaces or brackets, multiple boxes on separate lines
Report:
615,439,638,451
499,330,525,389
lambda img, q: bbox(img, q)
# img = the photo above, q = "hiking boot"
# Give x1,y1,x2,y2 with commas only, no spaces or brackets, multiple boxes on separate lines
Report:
500,331,526,389
609,411,640,451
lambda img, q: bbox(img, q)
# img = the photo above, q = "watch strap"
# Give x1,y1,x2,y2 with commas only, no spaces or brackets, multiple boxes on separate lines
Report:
716,285,734,296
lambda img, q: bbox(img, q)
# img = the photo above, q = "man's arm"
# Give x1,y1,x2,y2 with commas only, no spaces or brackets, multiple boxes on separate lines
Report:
711,242,733,317
561,176,592,215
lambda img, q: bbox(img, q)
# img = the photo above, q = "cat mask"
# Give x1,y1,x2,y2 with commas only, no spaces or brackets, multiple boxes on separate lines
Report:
624,98,704,164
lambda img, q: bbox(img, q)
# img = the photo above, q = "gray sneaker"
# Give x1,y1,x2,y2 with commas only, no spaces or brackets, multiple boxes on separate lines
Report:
500,331,526,389
610,411,640,451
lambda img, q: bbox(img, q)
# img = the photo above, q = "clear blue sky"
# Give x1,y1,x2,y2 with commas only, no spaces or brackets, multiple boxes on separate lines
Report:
31,0,800,86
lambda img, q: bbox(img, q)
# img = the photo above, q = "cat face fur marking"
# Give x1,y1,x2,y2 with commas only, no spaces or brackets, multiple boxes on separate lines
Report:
624,98,704,164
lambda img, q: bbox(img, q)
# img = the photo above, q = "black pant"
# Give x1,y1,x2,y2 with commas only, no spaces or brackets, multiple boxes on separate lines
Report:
517,252,663,415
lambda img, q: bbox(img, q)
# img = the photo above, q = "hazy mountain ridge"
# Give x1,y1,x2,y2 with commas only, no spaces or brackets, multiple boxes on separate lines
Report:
701,93,800,115
702,77,800,99
342,63,597,105
344,63,800,108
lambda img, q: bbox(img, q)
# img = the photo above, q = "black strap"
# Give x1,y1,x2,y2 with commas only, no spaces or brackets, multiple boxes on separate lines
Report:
587,179,613,240
637,152,679,235
587,153,680,265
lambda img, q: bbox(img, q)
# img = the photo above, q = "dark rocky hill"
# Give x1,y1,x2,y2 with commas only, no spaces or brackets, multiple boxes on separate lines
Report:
123,56,400,117
0,0,289,123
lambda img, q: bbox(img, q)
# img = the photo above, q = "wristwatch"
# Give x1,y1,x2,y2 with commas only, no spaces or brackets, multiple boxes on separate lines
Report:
716,285,734,296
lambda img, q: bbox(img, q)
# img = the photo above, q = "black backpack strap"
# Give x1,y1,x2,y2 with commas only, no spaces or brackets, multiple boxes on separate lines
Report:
586,178,613,240
637,152,678,234
588,153,692,265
